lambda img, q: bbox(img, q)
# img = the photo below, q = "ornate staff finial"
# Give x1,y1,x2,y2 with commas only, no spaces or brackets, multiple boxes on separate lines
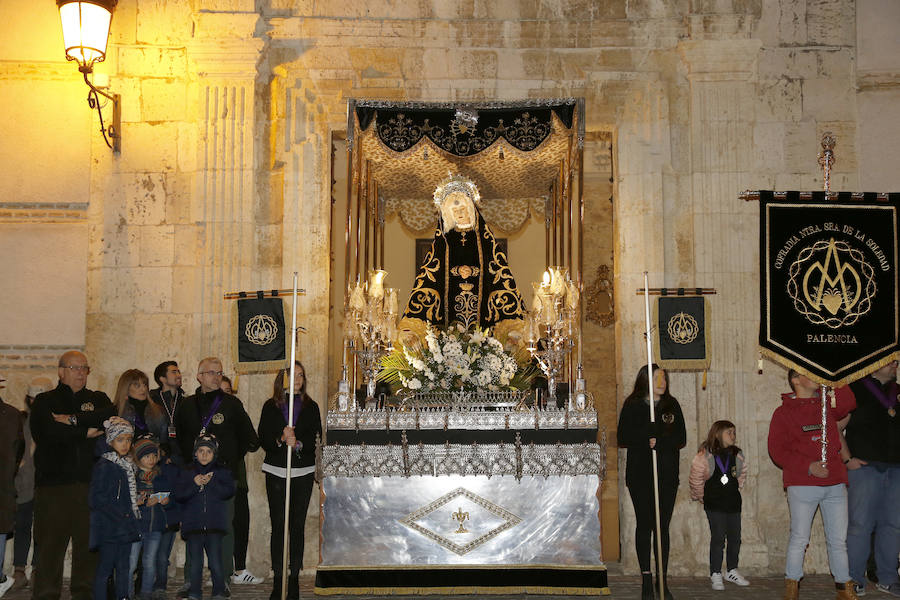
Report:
818,132,836,195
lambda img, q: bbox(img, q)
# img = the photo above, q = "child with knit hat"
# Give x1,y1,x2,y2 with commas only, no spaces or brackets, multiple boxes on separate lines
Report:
90,417,141,600
175,434,235,600
129,438,175,600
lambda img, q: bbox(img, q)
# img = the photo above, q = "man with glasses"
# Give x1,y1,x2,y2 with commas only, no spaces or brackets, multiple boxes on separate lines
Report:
175,357,258,595
30,351,114,600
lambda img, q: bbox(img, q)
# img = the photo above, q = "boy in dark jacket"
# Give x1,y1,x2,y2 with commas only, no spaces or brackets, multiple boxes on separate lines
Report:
176,435,235,600
90,418,141,600
130,438,174,600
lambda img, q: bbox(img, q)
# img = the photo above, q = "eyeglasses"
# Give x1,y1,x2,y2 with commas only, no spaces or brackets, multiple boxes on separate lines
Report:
199,371,224,377
61,365,91,374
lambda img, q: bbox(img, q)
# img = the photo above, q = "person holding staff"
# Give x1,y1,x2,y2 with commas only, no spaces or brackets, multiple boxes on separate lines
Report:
617,364,686,600
257,361,322,600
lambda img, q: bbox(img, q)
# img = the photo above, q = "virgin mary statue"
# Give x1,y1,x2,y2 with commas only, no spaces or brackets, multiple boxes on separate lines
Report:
401,174,525,336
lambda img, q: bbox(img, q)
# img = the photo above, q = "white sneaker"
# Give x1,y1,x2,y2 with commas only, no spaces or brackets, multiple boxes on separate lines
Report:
0,576,15,599
724,569,750,586
231,570,264,585
710,572,724,590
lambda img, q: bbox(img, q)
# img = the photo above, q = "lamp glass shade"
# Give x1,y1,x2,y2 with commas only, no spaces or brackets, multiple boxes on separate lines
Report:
59,1,113,67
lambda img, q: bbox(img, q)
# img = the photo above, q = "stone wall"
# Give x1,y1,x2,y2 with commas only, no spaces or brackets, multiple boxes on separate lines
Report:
2,0,900,578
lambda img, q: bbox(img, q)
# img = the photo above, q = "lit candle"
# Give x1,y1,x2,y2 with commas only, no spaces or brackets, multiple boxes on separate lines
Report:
350,283,366,312
387,288,399,315
368,269,386,300
566,280,580,310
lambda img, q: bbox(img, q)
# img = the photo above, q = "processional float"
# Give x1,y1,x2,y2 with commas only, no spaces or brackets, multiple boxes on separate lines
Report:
316,99,608,595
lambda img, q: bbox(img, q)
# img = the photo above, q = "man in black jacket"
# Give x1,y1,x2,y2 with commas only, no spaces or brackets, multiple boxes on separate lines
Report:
150,360,185,465
845,361,900,596
30,351,115,600
175,357,258,589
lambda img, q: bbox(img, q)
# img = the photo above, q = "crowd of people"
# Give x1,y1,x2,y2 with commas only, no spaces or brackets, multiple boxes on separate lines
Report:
0,352,321,600
618,362,900,600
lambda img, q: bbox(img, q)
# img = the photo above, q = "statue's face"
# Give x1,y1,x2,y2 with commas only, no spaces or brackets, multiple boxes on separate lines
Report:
443,191,475,230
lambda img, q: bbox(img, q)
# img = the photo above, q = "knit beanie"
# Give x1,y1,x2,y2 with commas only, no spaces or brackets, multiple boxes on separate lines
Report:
133,438,159,461
193,434,219,460
104,417,134,444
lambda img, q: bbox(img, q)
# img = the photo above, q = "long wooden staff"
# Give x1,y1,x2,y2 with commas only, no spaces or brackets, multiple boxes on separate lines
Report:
643,272,665,600
280,272,299,600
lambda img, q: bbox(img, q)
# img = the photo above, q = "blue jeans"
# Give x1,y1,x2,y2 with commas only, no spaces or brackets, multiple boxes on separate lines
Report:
847,464,900,585
786,484,850,582
154,529,177,591
130,531,162,597
187,533,224,598
0,532,6,578
14,500,34,567
94,541,131,600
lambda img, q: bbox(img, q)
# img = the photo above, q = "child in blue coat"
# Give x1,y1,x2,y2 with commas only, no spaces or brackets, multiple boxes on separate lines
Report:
175,434,235,600
90,417,141,600
130,438,174,600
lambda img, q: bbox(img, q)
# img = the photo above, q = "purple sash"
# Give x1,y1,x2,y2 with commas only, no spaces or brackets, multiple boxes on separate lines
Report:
715,453,731,477
862,377,899,411
280,395,303,428
199,393,224,434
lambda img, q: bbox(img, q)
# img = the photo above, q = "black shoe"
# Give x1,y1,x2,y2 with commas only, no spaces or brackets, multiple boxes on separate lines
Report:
269,576,282,600
655,575,674,600
641,573,653,600
286,575,300,600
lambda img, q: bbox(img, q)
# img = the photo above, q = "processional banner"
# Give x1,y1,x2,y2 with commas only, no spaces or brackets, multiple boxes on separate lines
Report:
232,296,286,372
759,190,900,386
653,295,711,371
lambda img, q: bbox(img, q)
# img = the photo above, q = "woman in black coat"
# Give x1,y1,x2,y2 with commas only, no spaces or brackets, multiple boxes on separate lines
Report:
257,361,322,600
617,364,686,600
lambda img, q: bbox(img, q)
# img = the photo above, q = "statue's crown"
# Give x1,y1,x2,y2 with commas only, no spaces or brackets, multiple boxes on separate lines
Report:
433,173,481,209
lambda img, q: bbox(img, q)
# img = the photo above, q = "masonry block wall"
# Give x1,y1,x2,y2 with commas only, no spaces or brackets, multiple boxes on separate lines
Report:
1,0,899,577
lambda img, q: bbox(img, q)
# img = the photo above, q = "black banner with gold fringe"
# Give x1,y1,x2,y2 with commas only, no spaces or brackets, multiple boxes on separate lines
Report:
653,295,711,371
232,296,286,372
759,190,900,386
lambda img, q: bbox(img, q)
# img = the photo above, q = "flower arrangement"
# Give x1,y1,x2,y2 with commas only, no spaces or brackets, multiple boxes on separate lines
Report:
378,324,536,394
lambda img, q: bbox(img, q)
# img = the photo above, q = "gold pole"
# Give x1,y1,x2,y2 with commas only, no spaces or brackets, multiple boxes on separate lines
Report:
362,160,371,279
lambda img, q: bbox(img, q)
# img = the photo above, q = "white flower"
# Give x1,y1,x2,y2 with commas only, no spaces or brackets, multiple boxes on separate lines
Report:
407,378,422,390
424,369,436,381
411,358,426,371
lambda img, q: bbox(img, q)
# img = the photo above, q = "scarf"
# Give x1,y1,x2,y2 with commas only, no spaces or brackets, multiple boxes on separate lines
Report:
103,451,140,519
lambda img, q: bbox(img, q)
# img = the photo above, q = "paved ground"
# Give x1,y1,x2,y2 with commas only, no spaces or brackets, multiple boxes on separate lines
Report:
2,569,860,600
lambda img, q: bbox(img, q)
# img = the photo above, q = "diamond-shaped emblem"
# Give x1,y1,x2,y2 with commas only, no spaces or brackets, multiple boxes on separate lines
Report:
399,487,522,555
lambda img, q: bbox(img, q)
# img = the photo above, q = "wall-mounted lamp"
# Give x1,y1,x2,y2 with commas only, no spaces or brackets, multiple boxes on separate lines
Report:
58,0,120,152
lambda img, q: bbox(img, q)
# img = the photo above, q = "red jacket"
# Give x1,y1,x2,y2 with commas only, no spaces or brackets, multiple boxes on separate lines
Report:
767,386,855,488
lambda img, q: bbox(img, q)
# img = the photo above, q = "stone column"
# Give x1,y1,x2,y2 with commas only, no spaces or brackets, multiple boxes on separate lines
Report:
677,38,769,573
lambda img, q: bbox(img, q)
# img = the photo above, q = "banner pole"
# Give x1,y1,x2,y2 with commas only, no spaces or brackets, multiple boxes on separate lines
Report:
643,272,665,600
280,272,299,600
820,385,828,462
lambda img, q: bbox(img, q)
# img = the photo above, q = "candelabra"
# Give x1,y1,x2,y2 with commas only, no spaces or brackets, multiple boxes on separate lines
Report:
346,270,398,407
526,267,580,406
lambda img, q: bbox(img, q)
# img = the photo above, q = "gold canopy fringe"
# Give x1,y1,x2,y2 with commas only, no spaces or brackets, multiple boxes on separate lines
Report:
758,346,900,388
314,585,611,596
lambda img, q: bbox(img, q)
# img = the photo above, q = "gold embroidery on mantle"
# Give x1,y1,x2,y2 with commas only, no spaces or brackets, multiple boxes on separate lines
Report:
450,265,480,279
406,238,443,321
454,283,479,331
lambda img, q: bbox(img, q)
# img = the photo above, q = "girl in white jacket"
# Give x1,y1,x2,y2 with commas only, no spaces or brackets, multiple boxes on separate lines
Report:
689,420,750,591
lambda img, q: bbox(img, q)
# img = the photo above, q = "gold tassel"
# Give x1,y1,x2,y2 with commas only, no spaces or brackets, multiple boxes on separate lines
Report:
702,370,707,390
757,354,763,375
